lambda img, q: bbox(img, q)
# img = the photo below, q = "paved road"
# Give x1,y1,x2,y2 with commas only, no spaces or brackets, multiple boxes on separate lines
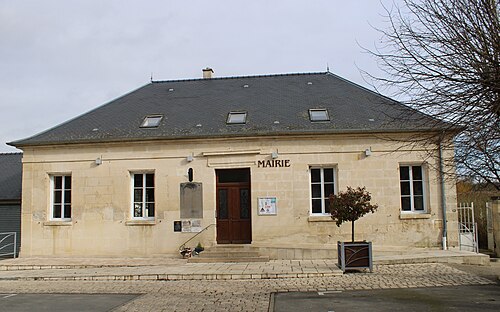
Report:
0,294,139,312
448,262,500,284
0,264,494,311
273,285,500,312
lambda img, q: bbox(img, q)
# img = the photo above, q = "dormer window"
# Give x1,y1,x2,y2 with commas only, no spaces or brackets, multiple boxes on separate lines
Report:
227,112,247,124
140,115,163,128
309,109,329,122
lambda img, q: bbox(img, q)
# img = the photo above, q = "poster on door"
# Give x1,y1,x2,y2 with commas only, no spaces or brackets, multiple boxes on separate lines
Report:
258,197,277,215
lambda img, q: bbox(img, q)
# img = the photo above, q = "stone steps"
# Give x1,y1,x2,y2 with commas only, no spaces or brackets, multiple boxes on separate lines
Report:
188,256,270,263
188,245,270,263
195,251,261,258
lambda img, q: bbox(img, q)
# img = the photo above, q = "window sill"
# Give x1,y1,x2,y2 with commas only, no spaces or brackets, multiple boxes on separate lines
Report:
399,213,431,220
125,220,156,226
43,221,73,226
308,215,334,222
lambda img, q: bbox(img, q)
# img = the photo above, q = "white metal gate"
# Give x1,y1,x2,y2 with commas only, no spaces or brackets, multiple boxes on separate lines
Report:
0,232,17,258
486,202,494,251
457,203,478,253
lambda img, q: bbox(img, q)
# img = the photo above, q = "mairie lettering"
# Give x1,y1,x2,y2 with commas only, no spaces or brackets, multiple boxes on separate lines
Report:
257,159,291,168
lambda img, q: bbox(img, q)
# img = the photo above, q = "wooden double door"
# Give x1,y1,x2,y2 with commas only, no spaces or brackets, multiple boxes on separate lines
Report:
216,169,251,244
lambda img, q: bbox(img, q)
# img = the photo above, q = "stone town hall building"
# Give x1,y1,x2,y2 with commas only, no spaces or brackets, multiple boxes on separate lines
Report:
10,70,458,258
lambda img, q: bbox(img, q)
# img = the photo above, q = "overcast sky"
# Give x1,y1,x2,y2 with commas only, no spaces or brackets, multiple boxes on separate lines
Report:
0,0,400,153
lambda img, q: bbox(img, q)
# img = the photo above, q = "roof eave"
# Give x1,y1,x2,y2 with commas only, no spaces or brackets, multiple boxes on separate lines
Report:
10,127,455,149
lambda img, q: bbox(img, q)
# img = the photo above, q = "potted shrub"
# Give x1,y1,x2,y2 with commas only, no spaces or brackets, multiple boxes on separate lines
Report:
194,242,204,254
329,186,378,272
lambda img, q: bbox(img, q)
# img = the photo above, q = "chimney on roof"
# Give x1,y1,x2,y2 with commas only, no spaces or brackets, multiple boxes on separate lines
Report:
202,67,214,79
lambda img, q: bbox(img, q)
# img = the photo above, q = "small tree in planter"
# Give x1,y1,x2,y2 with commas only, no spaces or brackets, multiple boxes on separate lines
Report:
329,186,378,272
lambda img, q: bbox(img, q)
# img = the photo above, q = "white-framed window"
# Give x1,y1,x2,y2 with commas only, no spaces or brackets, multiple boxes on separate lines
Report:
140,115,163,128
226,111,247,124
131,172,155,219
310,167,336,215
50,175,72,220
399,165,426,213
308,109,330,122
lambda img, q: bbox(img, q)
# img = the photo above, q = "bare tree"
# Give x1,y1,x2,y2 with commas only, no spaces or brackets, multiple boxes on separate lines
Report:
365,0,499,189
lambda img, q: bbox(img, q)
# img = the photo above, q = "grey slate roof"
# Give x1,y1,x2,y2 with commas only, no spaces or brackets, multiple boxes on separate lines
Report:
10,72,445,147
0,153,22,201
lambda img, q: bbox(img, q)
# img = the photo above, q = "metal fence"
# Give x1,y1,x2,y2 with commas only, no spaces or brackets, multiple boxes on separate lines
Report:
0,232,17,258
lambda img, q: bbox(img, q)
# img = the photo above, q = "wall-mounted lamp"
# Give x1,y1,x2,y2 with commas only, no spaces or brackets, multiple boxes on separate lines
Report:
364,148,372,157
95,157,102,165
271,151,279,159
188,168,193,182
186,155,194,162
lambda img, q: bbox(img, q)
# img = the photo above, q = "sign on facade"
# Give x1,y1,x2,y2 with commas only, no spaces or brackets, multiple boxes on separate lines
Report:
174,219,202,233
257,160,290,168
258,197,277,215
180,182,203,218
173,221,182,232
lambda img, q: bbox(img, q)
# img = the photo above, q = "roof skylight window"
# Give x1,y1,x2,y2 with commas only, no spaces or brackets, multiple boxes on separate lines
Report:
140,115,163,128
309,109,330,122
227,112,247,124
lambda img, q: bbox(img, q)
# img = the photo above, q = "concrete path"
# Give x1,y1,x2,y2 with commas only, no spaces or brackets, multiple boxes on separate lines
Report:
374,248,489,265
273,285,500,312
0,293,139,312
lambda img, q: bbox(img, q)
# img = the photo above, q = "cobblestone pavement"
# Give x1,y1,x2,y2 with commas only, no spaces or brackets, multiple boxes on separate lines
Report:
0,263,494,311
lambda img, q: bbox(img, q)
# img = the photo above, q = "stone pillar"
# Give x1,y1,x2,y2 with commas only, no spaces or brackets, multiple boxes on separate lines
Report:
491,198,500,257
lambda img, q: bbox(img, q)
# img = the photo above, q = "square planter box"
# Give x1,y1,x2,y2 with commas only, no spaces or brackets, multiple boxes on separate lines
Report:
337,241,373,272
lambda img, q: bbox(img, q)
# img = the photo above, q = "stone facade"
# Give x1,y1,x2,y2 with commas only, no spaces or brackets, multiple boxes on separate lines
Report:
19,133,458,258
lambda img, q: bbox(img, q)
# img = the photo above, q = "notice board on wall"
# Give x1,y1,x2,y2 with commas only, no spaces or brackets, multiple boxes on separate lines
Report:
258,197,277,215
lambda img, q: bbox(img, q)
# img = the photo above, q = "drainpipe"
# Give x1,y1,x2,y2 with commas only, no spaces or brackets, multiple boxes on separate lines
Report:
438,138,448,250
